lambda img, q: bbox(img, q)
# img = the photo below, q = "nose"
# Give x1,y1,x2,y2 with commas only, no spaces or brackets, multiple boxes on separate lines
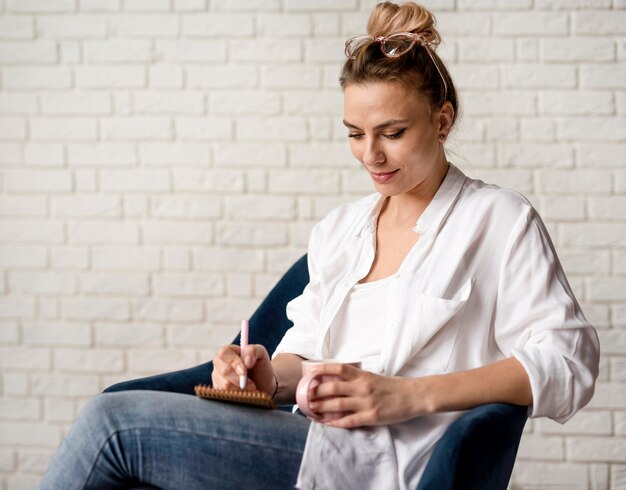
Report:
362,138,385,167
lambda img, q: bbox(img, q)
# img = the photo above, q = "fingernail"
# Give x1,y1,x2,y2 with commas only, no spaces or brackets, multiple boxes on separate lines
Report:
235,365,244,375
244,355,252,367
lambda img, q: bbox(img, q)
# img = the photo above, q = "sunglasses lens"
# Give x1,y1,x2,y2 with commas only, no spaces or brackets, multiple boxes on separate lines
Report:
345,35,373,57
382,35,414,57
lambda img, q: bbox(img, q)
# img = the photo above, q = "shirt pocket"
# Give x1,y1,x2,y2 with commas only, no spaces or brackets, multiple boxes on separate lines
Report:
405,278,473,373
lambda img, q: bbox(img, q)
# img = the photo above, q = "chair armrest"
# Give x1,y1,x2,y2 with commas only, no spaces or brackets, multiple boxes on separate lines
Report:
417,403,527,490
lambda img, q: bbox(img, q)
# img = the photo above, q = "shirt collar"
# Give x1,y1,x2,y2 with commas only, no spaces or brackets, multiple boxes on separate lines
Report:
351,163,466,237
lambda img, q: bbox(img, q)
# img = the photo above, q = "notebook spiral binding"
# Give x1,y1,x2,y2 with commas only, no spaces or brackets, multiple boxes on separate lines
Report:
194,384,276,410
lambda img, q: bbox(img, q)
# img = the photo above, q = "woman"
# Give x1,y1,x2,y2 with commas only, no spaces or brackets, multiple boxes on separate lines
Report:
40,2,599,489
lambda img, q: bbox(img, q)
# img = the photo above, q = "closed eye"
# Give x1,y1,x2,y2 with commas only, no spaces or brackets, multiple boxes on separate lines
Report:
347,133,364,140
383,128,406,139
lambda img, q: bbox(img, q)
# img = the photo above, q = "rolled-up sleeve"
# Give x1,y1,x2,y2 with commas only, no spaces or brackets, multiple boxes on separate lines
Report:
272,224,323,361
494,208,600,423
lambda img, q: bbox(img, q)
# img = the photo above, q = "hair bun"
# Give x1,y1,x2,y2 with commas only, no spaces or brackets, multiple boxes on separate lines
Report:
367,1,441,46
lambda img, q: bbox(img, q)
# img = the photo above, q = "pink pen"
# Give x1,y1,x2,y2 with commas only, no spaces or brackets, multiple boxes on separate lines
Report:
239,319,249,390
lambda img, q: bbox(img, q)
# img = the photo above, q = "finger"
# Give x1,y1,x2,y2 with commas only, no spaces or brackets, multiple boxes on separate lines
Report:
243,344,269,370
310,363,359,379
309,395,360,415
310,379,352,400
325,411,372,429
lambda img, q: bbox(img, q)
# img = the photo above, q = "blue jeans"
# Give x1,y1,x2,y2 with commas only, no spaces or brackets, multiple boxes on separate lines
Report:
39,390,310,489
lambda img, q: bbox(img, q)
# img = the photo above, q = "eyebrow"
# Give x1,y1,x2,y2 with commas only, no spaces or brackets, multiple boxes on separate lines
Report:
342,119,409,131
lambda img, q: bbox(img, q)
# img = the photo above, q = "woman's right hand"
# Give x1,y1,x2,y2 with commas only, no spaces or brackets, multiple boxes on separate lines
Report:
211,344,276,395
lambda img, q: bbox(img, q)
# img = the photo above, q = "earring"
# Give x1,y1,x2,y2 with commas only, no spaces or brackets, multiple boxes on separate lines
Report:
438,132,446,143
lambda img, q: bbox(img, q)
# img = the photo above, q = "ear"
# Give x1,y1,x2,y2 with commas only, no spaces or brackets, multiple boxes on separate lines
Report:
437,101,454,143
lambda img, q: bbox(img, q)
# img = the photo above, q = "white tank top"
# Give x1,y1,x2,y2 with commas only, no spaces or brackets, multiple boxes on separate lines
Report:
328,274,394,373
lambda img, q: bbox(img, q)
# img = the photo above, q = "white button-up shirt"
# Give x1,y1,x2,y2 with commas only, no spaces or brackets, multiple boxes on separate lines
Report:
273,163,599,490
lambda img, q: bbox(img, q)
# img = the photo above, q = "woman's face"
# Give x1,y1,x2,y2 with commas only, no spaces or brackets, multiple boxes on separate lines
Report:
343,81,450,198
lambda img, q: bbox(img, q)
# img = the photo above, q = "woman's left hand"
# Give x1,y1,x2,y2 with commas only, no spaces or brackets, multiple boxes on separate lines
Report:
307,363,425,429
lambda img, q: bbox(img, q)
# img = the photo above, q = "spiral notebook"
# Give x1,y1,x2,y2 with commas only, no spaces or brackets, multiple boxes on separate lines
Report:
194,384,276,410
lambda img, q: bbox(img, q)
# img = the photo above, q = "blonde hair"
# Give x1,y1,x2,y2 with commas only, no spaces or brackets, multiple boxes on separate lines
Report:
340,1,458,127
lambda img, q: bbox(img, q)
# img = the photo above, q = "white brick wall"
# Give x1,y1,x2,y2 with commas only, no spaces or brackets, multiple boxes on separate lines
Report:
0,0,624,488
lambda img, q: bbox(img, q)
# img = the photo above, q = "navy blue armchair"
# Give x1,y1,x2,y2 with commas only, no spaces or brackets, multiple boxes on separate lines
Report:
105,255,527,490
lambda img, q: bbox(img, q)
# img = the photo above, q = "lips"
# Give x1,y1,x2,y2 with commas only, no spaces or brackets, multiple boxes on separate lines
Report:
371,169,399,183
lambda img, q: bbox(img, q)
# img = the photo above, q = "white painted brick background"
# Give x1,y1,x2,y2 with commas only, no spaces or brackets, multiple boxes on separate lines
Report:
0,0,624,488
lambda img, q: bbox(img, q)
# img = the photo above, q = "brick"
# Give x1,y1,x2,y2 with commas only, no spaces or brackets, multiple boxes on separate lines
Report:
0,196,47,218
236,116,307,141
539,196,585,221
568,436,626,462
600,330,626,357
589,278,626,301
182,14,254,36
0,321,19,343
289,142,353,167
67,143,136,166
127,349,198,373
37,15,107,37
0,221,63,244
43,397,82,421
92,247,160,271
539,91,613,115
62,298,129,321
142,221,213,244
561,223,626,247
231,39,301,62
0,422,60,447
163,247,190,270
536,0,610,6
41,93,111,114
0,347,50,370
537,170,611,194
50,247,89,270
193,247,264,272
502,64,576,89
316,13,340,36
225,195,296,220
148,64,182,88
589,197,626,220
155,40,226,62
463,91,535,115
517,434,564,460
226,273,253,297
588,382,626,408
133,298,203,322
257,13,311,37
574,11,626,35
173,169,245,192
153,273,224,297
558,117,625,142
513,461,588,486
139,143,210,167
560,250,610,274
269,170,341,194
283,92,343,116
493,12,568,35
134,91,204,114
212,0,281,9
76,65,145,88
54,348,124,373
52,196,120,218
124,0,169,10
174,0,205,11
618,171,626,193
110,14,179,37
209,91,280,115
94,322,164,347
498,143,573,167
3,66,72,89
537,410,612,435
9,272,75,295
215,222,288,246
3,168,72,194
186,65,257,88
615,358,626,380
0,93,38,114
245,169,267,192
6,0,74,12
102,117,172,141
18,448,57,473
84,40,152,62
68,222,138,244
458,38,514,62
260,65,321,88
213,143,284,167
285,0,356,10
80,272,149,296
174,116,232,141
0,448,15,471
0,16,34,39
0,40,56,64
150,195,221,219
30,117,98,140
23,322,91,346
577,144,626,167
616,251,626,275
459,0,531,7
23,143,64,166
31,373,100,397
205,298,258,323
0,143,21,165
0,116,26,140
541,38,614,62
0,246,46,269
166,323,215,346
581,63,626,89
